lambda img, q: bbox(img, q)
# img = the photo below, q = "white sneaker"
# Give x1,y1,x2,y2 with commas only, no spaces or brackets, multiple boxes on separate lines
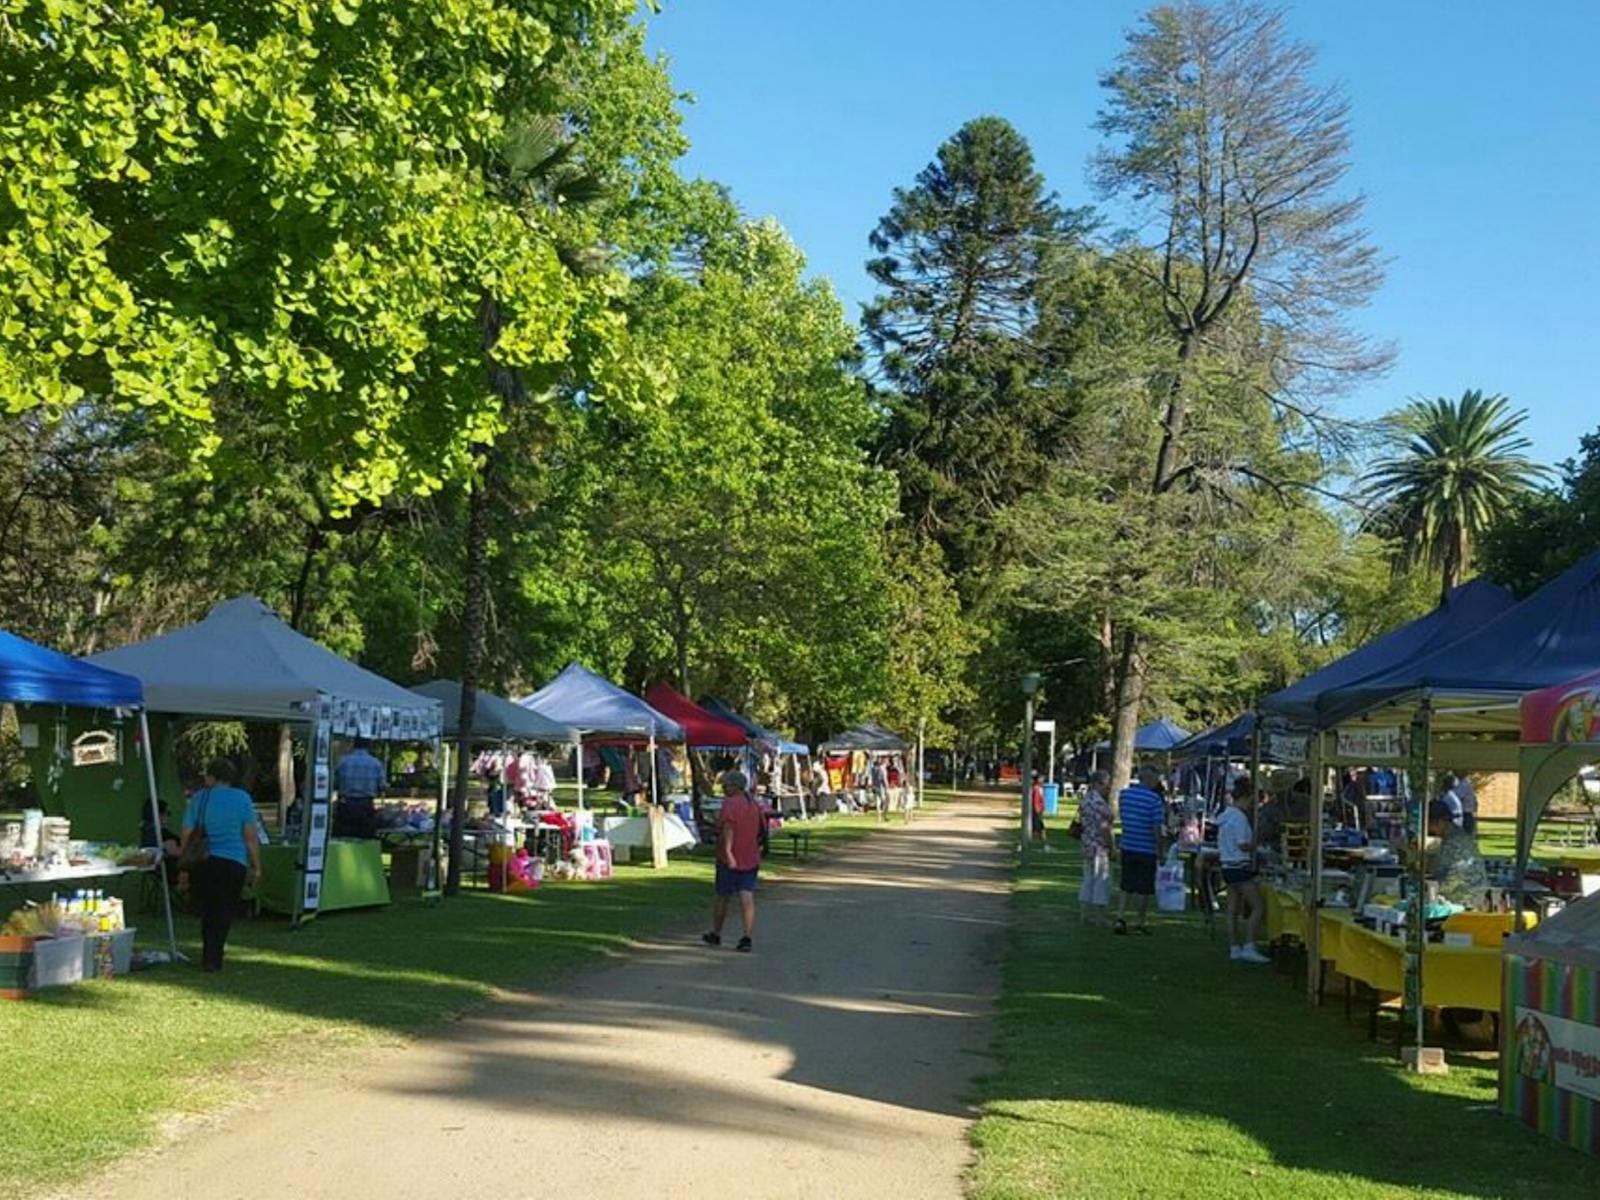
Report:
1239,945,1271,965
1229,945,1243,961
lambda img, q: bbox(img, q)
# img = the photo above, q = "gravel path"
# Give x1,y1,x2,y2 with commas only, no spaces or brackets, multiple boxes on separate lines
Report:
93,795,1012,1200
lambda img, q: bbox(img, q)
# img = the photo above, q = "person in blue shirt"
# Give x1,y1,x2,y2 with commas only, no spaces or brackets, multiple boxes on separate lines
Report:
179,757,262,972
333,737,387,838
1114,766,1167,936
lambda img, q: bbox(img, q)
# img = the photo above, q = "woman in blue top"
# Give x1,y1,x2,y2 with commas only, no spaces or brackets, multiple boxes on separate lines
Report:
179,757,262,972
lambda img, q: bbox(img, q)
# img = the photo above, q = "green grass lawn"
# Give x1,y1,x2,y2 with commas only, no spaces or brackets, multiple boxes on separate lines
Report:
0,800,932,1195
969,826,1600,1200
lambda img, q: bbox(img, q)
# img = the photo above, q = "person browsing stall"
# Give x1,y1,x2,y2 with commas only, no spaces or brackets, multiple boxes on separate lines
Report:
333,737,386,839
178,757,262,972
703,770,763,953
1078,770,1114,925
1427,799,1489,907
1114,766,1166,936
1218,778,1269,964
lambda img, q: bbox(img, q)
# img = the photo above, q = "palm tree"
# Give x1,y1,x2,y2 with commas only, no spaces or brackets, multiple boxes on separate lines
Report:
1363,390,1548,601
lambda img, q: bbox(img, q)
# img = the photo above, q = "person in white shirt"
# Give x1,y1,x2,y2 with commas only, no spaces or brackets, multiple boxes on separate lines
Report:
1218,778,1269,964
1452,772,1478,833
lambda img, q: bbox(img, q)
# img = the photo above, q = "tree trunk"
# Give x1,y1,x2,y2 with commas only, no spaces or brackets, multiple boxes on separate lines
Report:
1108,629,1146,799
446,460,492,895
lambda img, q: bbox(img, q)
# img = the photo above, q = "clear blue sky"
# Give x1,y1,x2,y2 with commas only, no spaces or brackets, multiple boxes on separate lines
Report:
645,0,1599,469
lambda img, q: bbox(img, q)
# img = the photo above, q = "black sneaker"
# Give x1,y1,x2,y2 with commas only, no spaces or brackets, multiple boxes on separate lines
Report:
736,936,753,953
701,932,722,947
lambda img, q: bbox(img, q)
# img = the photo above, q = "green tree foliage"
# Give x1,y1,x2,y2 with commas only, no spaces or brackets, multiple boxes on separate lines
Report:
1479,426,1600,597
1363,390,1548,599
0,0,639,510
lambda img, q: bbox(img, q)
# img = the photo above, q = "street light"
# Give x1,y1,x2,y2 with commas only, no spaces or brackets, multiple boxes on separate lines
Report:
1019,672,1042,855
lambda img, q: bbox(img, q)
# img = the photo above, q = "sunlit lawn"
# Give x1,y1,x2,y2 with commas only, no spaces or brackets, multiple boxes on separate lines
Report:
969,817,1600,1200
0,799,935,1194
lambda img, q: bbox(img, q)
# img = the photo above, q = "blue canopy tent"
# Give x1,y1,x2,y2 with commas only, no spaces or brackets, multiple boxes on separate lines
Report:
1315,554,1600,739
516,663,684,808
1093,716,1192,754
1175,712,1258,760
1259,578,1515,730
700,697,809,755
699,696,812,815
1,627,178,956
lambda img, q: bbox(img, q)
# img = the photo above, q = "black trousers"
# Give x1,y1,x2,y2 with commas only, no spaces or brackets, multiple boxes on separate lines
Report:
196,857,247,970
334,797,377,839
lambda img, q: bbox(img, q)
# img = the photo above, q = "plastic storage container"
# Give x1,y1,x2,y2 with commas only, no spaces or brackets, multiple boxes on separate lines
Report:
29,933,85,990
1042,783,1061,816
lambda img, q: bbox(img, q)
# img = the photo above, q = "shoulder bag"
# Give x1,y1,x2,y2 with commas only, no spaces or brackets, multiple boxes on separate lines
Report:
177,788,212,870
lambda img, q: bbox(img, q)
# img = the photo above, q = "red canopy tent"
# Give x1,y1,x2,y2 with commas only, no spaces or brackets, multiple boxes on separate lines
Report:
642,683,750,750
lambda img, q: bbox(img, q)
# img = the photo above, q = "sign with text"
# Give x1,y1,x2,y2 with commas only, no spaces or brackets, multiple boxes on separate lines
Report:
1335,726,1404,761
1266,732,1308,763
1033,719,1057,734
1515,1006,1600,1102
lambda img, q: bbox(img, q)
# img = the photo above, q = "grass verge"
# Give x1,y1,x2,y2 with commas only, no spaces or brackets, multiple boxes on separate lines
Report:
1,799,940,1195
969,828,1600,1200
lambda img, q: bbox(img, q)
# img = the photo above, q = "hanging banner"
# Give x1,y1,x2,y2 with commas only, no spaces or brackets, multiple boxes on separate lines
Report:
1514,1007,1600,1102
1335,726,1403,761
1266,732,1309,763
301,695,335,915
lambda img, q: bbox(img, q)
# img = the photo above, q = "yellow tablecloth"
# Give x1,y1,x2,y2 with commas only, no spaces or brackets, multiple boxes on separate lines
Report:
1266,890,1501,1010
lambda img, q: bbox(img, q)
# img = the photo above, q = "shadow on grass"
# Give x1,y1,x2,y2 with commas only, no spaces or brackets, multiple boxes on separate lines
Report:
973,837,1600,1200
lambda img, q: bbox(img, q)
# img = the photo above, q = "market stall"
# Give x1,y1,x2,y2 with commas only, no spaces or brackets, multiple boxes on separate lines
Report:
701,696,813,817
821,723,912,812
409,679,579,888
0,627,178,991
517,664,684,869
642,683,751,823
1516,666,1600,894
89,597,443,922
1503,892,1600,1157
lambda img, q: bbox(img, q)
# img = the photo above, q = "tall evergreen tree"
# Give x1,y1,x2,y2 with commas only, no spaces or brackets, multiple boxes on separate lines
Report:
863,116,1086,588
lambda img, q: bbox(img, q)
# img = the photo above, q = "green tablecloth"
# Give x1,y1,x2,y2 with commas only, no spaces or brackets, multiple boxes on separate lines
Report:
257,839,391,916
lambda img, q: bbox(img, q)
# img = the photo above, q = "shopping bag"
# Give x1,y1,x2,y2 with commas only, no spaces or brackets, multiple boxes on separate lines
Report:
1155,858,1187,913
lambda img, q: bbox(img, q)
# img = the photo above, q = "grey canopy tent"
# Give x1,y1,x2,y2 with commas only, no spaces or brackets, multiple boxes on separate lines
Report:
821,722,910,753
91,596,443,921
410,680,574,743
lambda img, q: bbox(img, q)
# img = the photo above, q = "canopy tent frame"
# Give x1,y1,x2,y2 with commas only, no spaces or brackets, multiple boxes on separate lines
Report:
89,597,444,924
0,627,180,959
1516,667,1600,906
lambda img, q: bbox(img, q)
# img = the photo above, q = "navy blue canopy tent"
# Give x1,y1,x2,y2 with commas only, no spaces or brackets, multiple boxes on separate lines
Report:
0,627,143,709
1316,551,1600,733
1093,716,1192,754
1,627,179,954
1174,711,1259,760
1259,578,1514,730
700,697,809,755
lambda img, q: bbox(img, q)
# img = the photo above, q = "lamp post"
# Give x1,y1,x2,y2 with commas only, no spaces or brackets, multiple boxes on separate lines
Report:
1019,671,1042,855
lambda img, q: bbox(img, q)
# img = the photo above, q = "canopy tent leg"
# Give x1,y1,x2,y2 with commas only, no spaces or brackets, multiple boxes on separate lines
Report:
1306,731,1325,1004
429,739,448,901
574,734,585,810
918,719,927,813
1405,701,1435,1066
795,754,806,820
137,709,182,961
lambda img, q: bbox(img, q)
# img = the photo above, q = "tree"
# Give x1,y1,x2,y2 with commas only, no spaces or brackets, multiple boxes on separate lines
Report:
1364,390,1549,600
864,116,1087,587
1088,1,1388,791
1478,425,1600,597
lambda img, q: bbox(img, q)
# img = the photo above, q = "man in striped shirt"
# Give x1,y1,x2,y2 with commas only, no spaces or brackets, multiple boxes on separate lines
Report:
1114,766,1167,936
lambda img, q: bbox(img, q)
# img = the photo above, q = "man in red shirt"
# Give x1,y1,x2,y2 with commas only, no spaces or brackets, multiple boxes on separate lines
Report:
702,770,763,952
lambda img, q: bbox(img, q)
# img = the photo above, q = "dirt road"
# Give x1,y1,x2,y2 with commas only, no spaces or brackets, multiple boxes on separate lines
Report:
91,796,1012,1200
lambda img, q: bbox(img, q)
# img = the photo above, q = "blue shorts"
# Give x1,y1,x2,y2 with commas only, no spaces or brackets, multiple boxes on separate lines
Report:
715,863,760,896
1221,866,1257,886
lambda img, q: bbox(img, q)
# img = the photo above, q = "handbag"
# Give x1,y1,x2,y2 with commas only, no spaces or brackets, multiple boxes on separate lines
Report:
177,788,211,871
